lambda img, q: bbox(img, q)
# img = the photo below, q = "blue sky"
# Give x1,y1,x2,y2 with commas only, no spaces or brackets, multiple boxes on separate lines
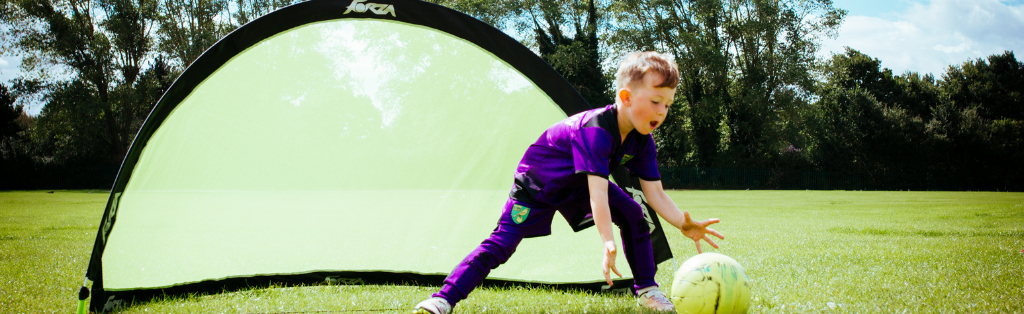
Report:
0,56,16,89
821,0,1024,76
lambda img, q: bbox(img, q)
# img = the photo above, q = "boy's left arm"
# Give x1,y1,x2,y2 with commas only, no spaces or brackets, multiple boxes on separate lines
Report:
639,179,725,253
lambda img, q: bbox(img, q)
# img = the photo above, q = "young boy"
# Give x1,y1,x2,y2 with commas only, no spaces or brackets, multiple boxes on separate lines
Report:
414,51,725,314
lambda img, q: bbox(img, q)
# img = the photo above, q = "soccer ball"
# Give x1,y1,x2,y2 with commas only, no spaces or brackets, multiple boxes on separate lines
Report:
670,253,751,314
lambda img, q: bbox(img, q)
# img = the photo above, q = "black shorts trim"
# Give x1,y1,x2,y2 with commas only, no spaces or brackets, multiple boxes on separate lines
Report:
575,170,609,179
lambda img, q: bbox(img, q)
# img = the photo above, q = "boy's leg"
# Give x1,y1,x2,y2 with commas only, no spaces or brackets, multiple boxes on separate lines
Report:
431,199,552,307
431,229,523,307
606,183,658,292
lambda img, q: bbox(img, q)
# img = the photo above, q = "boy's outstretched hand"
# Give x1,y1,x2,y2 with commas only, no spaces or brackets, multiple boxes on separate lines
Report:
679,211,724,253
602,240,623,286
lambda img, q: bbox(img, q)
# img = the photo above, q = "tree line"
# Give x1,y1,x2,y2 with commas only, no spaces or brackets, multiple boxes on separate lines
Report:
2,0,1021,190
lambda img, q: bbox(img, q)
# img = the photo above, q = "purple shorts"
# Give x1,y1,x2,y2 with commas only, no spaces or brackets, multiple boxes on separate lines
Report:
495,181,646,238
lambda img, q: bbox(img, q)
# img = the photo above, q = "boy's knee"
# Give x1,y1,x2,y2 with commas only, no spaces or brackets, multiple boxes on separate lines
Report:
471,231,523,266
463,246,510,272
632,216,650,234
607,200,653,242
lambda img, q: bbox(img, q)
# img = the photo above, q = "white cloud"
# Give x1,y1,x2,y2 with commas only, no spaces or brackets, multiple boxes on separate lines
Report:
821,0,1024,76
0,58,9,67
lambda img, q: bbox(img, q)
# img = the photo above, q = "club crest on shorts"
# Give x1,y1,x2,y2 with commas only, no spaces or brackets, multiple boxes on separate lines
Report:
511,204,531,224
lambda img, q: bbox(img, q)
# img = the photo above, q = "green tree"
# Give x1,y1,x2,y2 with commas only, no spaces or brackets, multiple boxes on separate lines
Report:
804,86,870,173
807,85,927,189
30,80,109,163
156,0,229,69
532,0,612,107
929,51,1023,190
984,118,1023,190
942,51,1023,121
818,49,1023,190
0,84,32,163
2,0,160,164
820,48,899,103
823,48,942,120
893,72,941,120
0,84,24,142
813,49,932,188
230,0,295,26
0,83,36,189
923,100,990,189
606,0,845,168
722,0,842,169
423,0,524,28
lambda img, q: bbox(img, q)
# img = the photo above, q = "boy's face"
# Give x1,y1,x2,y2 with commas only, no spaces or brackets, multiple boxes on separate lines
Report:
621,72,676,135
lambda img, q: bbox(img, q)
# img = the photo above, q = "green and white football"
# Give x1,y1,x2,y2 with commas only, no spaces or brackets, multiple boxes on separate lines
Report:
670,253,751,314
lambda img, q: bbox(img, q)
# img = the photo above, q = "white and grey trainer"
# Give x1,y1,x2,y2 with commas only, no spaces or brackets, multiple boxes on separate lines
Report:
413,297,452,314
637,286,675,312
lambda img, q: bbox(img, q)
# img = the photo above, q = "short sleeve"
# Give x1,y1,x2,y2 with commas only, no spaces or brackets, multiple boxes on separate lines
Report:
624,134,660,181
572,127,614,178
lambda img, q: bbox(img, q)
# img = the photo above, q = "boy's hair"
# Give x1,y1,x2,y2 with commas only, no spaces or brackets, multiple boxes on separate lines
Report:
614,51,680,91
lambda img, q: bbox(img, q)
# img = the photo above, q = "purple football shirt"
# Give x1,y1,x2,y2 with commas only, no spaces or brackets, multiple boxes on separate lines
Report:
509,104,660,207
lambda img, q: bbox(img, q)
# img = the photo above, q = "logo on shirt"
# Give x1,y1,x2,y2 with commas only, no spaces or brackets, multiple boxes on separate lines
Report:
511,204,531,224
620,154,634,165
344,0,396,17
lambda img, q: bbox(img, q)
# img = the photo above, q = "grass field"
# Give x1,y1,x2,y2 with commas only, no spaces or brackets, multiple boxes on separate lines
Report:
1,190,1022,313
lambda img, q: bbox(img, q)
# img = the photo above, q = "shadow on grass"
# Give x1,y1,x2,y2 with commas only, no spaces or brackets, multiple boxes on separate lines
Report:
101,281,644,314
106,283,412,314
93,270,636,312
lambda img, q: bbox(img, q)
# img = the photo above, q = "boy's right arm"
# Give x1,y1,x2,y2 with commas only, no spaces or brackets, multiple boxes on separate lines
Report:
639,178,724,253
587,174,622,286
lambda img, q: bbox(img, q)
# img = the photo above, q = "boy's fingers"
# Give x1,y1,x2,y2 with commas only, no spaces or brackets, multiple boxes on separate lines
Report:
603,262,611,285
700,218,720,227
694,240,702,254
683,211,692,223
707,227,725,239
612,265,623,278
703,235,719,249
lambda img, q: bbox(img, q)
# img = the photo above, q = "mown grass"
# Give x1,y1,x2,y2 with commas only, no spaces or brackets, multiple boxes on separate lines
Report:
1,190,1022,313
0,190,108,313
